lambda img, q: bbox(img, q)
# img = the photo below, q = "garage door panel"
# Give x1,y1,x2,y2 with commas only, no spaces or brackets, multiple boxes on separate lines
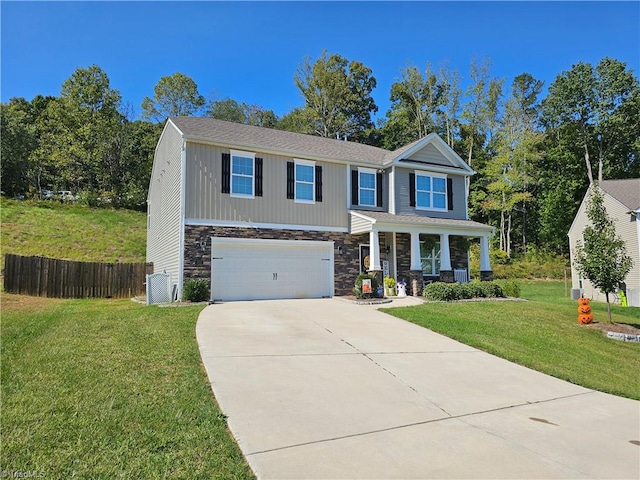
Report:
211,239,333,301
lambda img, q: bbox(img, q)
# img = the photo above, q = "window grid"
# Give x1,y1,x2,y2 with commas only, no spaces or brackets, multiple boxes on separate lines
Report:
295,162,315,202
231,154,254,197
359,171,376,207
416,173,447,210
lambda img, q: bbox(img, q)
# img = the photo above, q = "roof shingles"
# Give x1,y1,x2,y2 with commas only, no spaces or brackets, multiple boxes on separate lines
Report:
600,179,640,211
170,116,390,166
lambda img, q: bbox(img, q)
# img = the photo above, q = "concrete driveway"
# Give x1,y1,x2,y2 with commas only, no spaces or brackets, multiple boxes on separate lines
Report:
196,298,640,479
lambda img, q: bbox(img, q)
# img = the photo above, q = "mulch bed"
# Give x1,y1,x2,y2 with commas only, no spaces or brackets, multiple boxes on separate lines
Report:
584,321,640,336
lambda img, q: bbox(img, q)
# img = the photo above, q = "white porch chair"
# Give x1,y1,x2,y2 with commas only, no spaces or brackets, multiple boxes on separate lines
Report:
454,269,469,283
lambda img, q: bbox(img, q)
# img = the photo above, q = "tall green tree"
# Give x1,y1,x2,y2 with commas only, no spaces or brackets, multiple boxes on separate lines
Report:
573,185,633,322
481,73,544,255
379,62,448,150
207,98,278,127
294,51,378,142
436,64,462,147
390,63,442,138
460,57,503,168
0,98,38,196
541,57,639,184
33,65,125,195
141,72,205,121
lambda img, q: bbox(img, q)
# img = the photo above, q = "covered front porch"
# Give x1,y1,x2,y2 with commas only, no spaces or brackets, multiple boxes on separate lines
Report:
350,210,493,296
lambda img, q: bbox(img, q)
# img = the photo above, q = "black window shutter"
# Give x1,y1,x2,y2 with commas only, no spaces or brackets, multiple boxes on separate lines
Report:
255,158,263,197
376,172,383,207
447,178,453,210
286,161,294,199
351,170,359,206
409,173,416,207
221,153,231,194
315,165,323,202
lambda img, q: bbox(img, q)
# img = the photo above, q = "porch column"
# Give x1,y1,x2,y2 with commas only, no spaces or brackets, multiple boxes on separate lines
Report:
369,230,382,272
480,234,493,281
439,233,454,283
409,232,423,296
410,232,422,270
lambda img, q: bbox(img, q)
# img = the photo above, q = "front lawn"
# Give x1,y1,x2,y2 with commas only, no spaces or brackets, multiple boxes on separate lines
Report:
382,281,640,400
1,294,254,479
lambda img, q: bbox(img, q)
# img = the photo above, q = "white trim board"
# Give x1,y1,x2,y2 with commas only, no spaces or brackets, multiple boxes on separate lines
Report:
185,218,348,233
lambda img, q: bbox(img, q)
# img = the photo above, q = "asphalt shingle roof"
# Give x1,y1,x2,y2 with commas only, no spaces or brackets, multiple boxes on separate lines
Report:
170,116,393,166
351,210,493,231
600,179,640,210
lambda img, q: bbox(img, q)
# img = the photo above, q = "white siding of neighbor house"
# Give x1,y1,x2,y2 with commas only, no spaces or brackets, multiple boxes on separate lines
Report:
146,122,184,291
394,167,467,219
184,141,348,229
569,189,640,307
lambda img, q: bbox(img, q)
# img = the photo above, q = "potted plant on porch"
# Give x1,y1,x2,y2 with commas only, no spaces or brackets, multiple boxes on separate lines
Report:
384,276,396,297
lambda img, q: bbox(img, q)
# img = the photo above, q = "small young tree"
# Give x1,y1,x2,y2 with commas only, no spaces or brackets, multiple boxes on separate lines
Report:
573,185,633,322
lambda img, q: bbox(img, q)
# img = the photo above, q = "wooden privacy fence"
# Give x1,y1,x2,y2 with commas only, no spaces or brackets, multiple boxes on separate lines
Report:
3,254,153,299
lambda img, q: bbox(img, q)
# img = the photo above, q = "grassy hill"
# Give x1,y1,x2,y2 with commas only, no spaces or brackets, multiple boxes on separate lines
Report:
1,199,146,269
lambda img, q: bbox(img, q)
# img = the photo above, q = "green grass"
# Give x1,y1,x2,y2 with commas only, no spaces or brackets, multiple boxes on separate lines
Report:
1,199,147,270
382,281,640,400
1,294,255,479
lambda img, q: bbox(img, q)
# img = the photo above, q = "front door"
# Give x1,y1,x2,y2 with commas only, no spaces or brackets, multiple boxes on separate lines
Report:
359,245,370,273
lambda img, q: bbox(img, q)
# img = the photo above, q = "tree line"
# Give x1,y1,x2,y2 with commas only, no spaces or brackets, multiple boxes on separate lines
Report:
1,52,638,256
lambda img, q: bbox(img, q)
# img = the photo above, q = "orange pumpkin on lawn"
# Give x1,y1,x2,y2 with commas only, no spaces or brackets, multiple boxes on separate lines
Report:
577,297,593,324
578,313,594,324
578,304,592,314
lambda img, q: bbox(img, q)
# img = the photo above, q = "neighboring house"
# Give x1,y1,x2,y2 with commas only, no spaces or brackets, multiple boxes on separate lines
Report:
568,179,640,307
147,117,493,301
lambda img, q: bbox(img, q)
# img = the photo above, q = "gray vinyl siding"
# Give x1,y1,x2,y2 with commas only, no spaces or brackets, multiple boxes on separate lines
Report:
146,122,183,287
394,167,467,219
404,143,451,166
569,190,640,306
184,141,348,229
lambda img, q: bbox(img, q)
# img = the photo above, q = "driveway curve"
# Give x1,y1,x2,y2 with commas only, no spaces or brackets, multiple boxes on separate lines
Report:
197,298,639,479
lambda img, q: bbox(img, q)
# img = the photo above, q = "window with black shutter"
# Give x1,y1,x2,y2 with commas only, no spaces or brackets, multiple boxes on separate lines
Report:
409,173,416,207
351,170,359,206
255,158,263,197
286,161,295,199
315,165,323,202
221,153,231,194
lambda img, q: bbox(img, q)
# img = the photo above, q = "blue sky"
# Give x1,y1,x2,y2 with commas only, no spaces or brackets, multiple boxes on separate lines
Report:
2,1,639,121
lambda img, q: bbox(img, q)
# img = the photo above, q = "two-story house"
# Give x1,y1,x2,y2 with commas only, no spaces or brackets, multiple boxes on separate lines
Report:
147,117,493,301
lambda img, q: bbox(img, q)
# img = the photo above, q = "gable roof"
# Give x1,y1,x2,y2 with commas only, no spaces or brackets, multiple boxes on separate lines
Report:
599,179,640,211
170,117,389,166
168,117,472,174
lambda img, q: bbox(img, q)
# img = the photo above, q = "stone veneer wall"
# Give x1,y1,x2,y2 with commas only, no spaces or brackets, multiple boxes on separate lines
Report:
183,225,370,296
395,233,412,285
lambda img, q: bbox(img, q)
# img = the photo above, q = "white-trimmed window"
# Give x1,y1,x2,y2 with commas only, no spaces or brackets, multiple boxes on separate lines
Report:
420,240,441,276
359,167,376,207
231,150,255,198
295,159,315,203
416,172,447,211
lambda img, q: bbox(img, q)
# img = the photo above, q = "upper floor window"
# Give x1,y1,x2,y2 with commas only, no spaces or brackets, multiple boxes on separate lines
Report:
415,173,447,211
295,160,315,203
231,150,255,198
358,168,377,207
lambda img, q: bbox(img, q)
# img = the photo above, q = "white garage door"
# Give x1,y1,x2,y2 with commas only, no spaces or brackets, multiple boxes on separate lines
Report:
210,238,334,301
